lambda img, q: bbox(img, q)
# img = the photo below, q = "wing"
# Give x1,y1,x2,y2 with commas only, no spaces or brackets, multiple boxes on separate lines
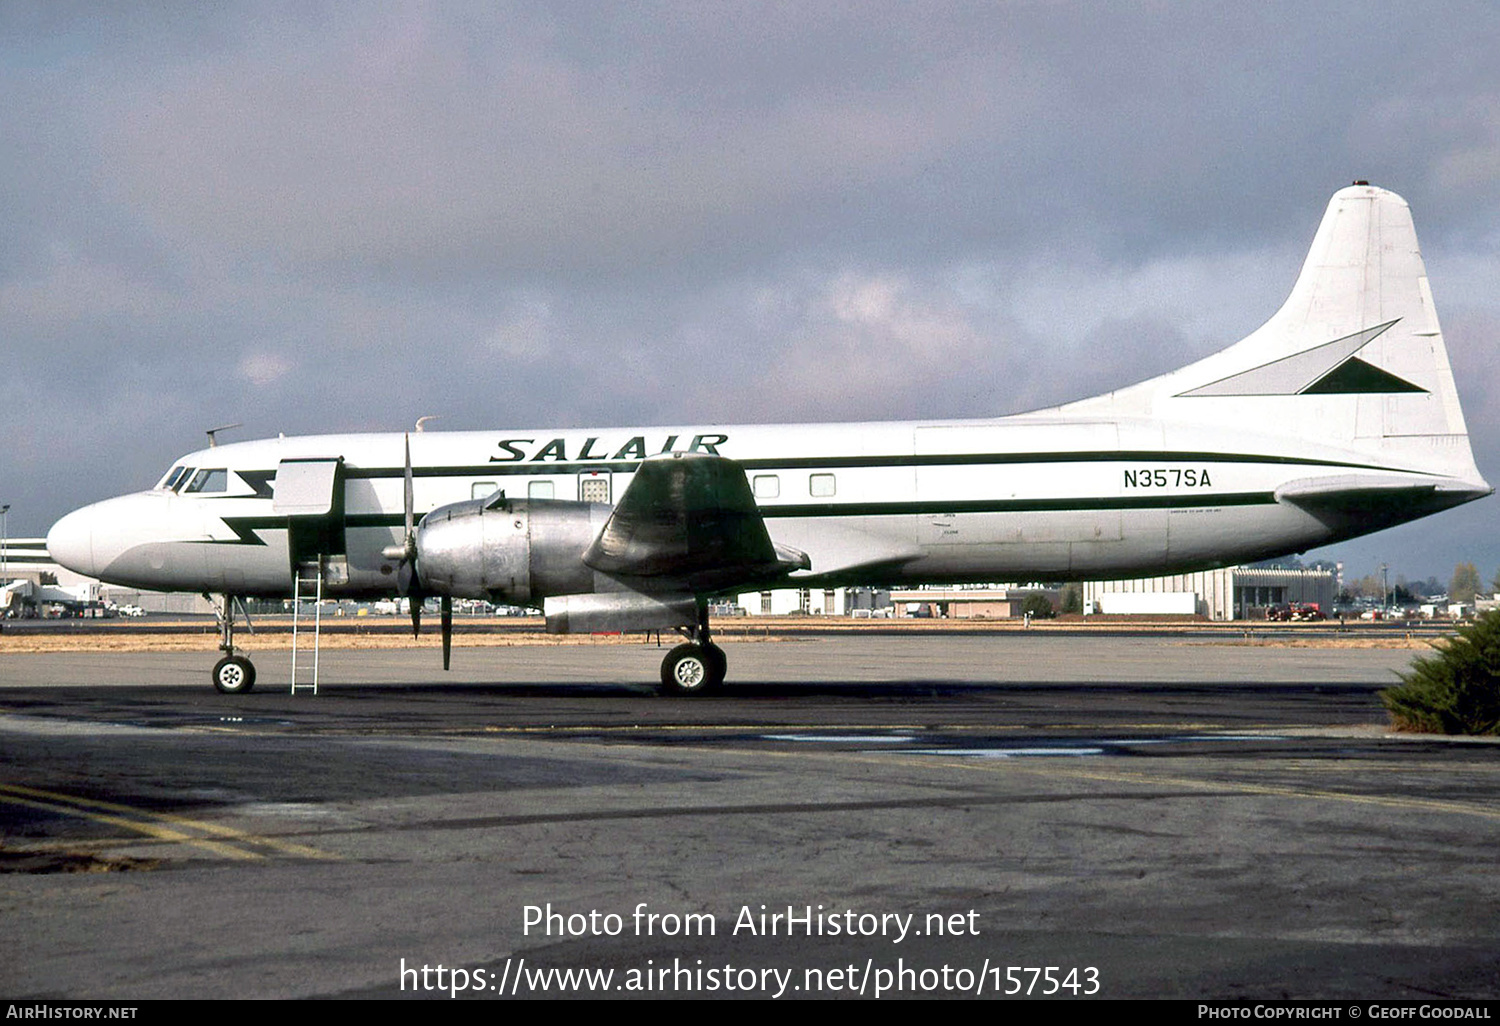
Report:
583,452,809,590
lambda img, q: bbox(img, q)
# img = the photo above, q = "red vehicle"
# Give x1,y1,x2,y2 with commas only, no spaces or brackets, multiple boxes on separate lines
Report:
1266,602,1325,622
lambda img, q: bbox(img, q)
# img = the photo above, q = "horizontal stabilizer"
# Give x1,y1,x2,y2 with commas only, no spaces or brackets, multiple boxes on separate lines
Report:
1275,474,1491,539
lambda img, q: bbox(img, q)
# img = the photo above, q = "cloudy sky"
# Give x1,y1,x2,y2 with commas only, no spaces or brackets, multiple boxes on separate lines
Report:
3,2,1498,587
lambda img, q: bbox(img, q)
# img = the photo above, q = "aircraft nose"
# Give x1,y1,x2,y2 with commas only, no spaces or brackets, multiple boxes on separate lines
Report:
46,505,98,578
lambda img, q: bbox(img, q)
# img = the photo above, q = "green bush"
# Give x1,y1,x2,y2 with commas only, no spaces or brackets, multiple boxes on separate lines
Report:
1020,594,1054,620
1381,609,1500,734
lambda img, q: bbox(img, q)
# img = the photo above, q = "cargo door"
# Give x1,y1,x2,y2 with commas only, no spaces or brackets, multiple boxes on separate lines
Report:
273,457,348,585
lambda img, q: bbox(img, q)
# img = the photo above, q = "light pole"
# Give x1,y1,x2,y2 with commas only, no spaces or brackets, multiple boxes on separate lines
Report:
1,504,9,586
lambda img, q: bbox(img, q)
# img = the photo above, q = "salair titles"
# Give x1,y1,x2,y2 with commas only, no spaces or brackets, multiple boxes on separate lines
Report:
491,434,729,463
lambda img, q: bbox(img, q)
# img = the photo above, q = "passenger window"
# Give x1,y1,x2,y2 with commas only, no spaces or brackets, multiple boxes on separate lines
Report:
810,473,836,497
753,475,780,498
471,481,499,500
183,469,228,493
528,480,555,499
579,475,610,503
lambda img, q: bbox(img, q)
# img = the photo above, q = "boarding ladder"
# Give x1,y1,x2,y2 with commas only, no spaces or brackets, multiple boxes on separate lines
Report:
290,567,323,695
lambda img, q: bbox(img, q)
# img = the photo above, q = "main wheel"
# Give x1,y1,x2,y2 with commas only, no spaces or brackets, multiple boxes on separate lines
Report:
660,643,723,696
703,642,727,685
212,656,256,694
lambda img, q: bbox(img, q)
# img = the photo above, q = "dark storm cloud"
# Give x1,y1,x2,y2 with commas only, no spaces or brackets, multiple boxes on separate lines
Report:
2,1,1496,580
66,5,1479,283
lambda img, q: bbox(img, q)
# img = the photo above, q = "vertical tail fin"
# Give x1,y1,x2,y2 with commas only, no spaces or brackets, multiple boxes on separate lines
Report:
1086,185,1485,484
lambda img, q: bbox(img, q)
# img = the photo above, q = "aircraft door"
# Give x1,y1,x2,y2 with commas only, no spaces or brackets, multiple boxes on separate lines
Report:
273,457,349,586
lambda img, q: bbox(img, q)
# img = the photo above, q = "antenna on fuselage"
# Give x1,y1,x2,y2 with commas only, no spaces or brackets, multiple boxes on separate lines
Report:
205,423,243,448
415,416,439,433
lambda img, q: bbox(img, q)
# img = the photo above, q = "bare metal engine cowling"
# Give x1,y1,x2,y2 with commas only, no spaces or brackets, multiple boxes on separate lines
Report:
414,497,609,604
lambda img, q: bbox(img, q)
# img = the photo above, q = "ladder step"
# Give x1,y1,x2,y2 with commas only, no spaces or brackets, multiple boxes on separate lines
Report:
291,569,323,696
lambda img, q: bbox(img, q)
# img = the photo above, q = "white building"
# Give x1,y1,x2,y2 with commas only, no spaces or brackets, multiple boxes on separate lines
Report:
1085,566,1337,620
735,587,852,616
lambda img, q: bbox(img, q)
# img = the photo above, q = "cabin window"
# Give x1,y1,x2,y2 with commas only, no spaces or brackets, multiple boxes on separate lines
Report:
528,480,555,499
753,474,780,498
182,468,228,494
809,473,836,497
471,481,499,500
579,474,610,503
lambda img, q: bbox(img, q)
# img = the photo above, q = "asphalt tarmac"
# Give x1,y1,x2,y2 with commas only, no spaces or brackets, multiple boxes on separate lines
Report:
1,634,1497,1000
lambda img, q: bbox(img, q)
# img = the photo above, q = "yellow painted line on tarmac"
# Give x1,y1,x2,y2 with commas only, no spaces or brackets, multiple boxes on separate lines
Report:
0,783,335,860
0,835,170,854
699,742,1500,825
1276,760,1500,775
0,791,258,860
1041,763,1500,823
867,753,1500,824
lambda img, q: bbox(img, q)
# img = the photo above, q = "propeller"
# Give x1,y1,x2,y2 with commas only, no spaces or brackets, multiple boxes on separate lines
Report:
381,434,453,669
441,595,452,671
402,433,421,638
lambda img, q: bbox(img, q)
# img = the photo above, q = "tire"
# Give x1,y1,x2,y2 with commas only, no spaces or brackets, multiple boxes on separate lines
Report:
212,656,256,694
660,643,722,696
704,642,727,685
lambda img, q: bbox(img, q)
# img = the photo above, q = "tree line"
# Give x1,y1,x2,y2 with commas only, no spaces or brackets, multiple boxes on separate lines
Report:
1342,564,1499,606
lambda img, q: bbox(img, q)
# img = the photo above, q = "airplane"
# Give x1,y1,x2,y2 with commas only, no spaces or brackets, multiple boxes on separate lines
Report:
45,183,1492,695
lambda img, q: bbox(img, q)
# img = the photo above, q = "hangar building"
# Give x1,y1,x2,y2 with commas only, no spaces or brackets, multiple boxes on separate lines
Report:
1085,566,1338,620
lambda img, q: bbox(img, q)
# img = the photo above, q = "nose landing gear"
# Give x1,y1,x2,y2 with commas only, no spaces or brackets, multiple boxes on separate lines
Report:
210,594,257,693
212,654,256,693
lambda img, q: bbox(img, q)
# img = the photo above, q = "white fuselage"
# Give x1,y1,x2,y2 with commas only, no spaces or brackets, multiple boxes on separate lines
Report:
45,411,1460,599
46,188,1494,604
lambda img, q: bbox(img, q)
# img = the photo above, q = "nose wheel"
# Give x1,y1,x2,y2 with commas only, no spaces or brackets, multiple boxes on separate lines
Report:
212,655,257,694
210,593,257,693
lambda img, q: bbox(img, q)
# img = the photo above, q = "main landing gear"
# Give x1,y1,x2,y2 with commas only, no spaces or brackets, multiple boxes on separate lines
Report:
659,602,726,696
210,594,257,694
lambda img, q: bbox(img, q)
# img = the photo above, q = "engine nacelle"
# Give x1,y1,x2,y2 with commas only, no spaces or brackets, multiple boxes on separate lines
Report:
415,497,610,603
542,592,698,634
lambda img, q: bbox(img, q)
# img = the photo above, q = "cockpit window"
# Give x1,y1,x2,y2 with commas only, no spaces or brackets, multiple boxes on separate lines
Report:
159,466,187,490
182,468,229,494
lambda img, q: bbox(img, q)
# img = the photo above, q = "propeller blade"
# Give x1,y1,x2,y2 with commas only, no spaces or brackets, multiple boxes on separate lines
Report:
403,433,414,551
440,596,453,671
395,433,424,637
